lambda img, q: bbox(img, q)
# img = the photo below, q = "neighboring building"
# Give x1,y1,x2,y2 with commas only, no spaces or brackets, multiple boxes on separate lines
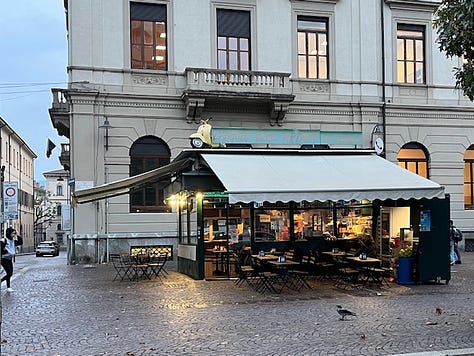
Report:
43,169,70,246
49,0,474,263
0,116,36,252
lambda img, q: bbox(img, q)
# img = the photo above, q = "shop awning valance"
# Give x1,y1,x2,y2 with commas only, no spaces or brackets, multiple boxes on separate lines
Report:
72,158,194,204
200,152,445,203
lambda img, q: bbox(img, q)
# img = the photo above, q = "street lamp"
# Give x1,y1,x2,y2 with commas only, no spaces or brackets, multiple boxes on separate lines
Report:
99,117,112,150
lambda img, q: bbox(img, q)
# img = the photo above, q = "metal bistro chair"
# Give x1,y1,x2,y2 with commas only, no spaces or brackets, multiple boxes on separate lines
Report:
111,254,134,281
233,252,255,288
147,253,168,280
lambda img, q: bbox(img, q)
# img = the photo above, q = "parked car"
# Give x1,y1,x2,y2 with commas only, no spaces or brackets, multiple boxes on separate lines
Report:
36,241,59,257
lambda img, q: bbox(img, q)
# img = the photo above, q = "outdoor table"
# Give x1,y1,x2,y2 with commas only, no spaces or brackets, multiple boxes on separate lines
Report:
207,248,229,275
251,254,279,262
345,256,383,285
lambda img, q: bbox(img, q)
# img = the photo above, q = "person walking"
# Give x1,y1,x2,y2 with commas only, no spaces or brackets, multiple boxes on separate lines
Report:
1,227,23,292
451,220,462,264
449,220,462,265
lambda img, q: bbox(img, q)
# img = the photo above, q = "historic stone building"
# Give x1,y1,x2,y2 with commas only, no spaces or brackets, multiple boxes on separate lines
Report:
0,116,36,252
49,0,474,262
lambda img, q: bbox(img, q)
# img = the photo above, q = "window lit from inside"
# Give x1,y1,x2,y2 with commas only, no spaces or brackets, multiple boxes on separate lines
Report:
130,2,167,70
397,24,425,84
464,146,474,210
297,16,328,79
397,142,428,178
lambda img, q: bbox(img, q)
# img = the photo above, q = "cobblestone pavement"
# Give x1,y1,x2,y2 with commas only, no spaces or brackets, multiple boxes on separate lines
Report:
1,253,473,356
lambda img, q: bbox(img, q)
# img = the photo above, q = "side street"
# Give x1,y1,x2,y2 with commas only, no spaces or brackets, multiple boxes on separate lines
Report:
1,253,473,356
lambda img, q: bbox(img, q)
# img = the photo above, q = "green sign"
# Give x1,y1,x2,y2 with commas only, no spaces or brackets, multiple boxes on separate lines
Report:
203,191,228,198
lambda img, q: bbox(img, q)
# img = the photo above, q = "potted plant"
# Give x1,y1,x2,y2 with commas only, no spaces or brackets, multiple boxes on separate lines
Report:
397,245,414,284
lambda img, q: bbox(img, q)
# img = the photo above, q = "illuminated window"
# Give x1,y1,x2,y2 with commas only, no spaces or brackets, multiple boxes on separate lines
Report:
130,2,167,70
464,146,474,210
297,16,328,79
129,136,170,213
397,142,429,178
217,9,250,70
397,24,425,84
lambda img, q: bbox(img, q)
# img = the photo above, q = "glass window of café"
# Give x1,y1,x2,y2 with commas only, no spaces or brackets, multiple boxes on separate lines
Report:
253,200,373,242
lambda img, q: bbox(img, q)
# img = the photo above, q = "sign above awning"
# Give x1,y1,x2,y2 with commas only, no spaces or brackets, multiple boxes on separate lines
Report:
200,152,445,203
72,158,194,204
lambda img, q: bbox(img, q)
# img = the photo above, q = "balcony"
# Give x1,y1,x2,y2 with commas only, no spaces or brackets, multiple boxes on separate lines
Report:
49,88,70,138
182,68,294,124
59,143,70,171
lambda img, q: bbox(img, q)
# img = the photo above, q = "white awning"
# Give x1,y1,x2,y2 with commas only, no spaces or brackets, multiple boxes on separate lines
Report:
201,153,445,203
72,158,194,204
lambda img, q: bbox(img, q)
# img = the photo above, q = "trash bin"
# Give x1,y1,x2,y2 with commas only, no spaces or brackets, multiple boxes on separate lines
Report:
397,257,414,284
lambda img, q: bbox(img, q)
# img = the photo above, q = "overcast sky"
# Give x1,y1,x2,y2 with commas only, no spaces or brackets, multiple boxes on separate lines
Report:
0,0,68,183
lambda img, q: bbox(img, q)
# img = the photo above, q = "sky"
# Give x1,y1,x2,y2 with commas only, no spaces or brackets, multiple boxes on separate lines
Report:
0,0,68,184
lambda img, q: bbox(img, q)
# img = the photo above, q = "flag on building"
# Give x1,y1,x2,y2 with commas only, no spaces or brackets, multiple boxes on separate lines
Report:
46,138,56,158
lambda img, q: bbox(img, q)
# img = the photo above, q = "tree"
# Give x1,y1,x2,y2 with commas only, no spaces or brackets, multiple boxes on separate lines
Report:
34,186,56,240
434,0,474,101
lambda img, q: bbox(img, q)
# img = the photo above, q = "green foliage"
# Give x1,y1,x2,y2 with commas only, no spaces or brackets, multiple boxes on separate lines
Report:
434,0,474,101
399,246,413,258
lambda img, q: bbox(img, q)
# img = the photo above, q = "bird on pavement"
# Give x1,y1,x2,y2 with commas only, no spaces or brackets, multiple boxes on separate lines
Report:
435,307,442,315
337,305,357,320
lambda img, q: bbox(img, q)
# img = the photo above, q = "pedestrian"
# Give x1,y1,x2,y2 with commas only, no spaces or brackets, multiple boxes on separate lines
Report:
1,227,23,292
449,220,461,265
450,220,462,264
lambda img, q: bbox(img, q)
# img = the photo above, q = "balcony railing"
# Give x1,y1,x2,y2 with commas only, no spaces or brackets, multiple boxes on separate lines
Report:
51,88,69,110
59,143,70,171
184,68,292,96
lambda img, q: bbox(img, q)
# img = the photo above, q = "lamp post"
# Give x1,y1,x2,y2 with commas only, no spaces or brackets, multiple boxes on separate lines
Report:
99,117,112,150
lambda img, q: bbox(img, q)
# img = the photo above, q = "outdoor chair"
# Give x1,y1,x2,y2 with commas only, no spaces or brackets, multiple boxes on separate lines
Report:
251,256,282,294
233,252,255,288
148,253,168,280
111,253,134,281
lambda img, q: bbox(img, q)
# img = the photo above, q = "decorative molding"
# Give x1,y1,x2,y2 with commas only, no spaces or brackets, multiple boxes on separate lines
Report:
290,0,339,4
384,0,440,11
288,108,355,116
299,82,330,93
132,75,167,86
398,87,428,97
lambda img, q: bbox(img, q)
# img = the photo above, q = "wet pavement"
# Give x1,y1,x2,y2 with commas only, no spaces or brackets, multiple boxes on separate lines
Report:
1,252,473,356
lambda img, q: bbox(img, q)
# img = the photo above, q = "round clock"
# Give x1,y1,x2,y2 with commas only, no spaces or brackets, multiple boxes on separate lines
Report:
374,137,384,155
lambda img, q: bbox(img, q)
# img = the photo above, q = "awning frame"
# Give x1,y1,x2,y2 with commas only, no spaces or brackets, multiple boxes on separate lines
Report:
72,158,194,204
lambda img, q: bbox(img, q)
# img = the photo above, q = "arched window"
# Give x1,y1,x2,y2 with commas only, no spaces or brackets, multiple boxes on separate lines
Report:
56,184,63,196
129,136,171,213
56,204,62,217
464,145,474,210
397,142,429,178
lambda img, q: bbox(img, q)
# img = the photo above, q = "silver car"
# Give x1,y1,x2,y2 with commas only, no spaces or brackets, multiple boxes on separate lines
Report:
36,241,59,257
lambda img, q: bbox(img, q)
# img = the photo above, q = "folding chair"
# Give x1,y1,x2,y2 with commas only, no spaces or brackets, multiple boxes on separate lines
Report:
148,253,167,280
111,254,133,281
233,253,255,288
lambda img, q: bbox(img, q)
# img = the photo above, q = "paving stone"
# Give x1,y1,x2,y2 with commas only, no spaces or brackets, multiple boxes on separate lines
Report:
0,253,473,355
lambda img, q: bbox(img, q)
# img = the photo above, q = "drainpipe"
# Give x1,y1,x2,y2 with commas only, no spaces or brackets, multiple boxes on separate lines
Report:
380,0,387,159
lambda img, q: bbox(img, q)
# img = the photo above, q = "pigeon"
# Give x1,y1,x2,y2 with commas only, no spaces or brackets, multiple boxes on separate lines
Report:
337,305,357,320
435,307,442,315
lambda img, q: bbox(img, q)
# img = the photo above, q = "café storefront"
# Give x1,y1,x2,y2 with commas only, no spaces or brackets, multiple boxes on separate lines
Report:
167,149,450,284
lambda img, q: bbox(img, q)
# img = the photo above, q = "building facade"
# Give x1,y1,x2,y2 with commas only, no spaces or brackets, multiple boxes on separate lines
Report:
42,169,70,246
0,116,36,252
49,0,474,262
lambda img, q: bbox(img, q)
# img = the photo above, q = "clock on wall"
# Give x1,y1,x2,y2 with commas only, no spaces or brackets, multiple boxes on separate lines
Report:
374,137,384,155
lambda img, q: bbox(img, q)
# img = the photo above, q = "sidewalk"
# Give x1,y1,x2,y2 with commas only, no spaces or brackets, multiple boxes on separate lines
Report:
1,253,473,355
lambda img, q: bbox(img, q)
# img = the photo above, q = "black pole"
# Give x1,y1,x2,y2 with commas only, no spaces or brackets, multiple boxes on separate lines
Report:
380,0,387,158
